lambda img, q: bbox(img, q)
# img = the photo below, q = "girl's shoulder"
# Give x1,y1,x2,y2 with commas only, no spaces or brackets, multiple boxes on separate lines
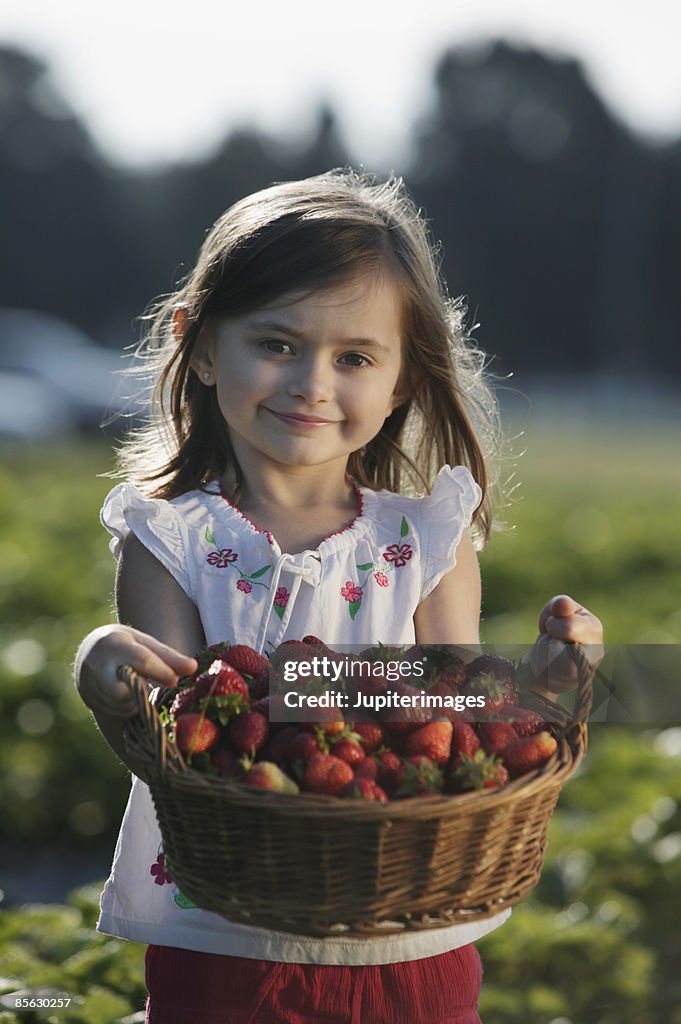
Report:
365,465,481,523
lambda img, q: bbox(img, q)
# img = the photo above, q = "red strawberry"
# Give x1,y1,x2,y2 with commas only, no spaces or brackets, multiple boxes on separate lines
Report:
302,753,354,796
301,714,346,735
222,644,269,679
287,730,324,764
381,681,432,732
339,778,388,802
450,749,509,792
466,653,516,685
196,641,231,673
302,634,324,646
478,721,518,756
210,748,242,777
395,755,444,797
404,721,453,765
354,757,378,781
450,722,481,768
502,732,558,778
170,685,199,717
195,660,250,701
226,711,269,756
374,750,402,794
425,646,468,685
250,666,270,701
252,693,289,727
174,713,220,756
464,672,519,717
351,721,385,753
259,724,299,766
242,761,299,793
506,708,546,736
331,737,366,766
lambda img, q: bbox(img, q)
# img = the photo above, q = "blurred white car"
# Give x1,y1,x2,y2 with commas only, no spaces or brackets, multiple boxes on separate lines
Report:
0,308,146,439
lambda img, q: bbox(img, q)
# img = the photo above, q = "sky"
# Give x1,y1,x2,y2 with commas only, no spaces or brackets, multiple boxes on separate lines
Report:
1,0,680,169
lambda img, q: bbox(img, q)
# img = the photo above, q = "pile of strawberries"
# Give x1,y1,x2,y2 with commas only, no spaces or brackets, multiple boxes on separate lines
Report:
163,639,559,802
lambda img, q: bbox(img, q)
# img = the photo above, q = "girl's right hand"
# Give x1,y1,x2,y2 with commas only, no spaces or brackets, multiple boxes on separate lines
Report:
76,625,198,718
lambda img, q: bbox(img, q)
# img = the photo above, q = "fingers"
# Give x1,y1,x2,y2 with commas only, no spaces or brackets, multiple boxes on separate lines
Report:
539,594,581,633
126,628,198,680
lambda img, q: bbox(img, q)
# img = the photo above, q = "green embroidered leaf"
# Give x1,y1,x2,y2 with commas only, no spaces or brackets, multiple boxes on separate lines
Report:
348,599,362,620
356,562,374,571
205,526,216,546
249,565,271,579
273,603,285,620
174,891,198,910
400,516,409,538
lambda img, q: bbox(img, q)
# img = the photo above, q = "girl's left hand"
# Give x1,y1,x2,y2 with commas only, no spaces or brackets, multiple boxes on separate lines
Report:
530,594,604,693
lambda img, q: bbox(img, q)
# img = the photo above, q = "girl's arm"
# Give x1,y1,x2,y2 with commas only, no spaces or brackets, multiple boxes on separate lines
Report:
75,534,204,780
413,530,481,645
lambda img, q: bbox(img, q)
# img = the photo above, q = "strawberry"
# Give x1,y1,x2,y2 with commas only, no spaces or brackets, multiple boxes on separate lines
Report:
302,634,324,646
463,671,519,717
242,761,299,793
330,737,366,766
351,721,385,754
222,644,269,679
478,721,518,756
250,666,270,701
302,753,354,796
252,693,290,727
340,778,388,802
210,748,242,777
450,722,481,767
502,732,558,778
174,713,220,756
196,642,231,673
374,750,402,794
466,653,516,685
380,681,432,732
425,646,468,685
287,730,324,763
450,749,509,792
259,724,299,766
354,757,378,781
395,755,444,797
195,660,250,701
506,708,546,736
226,711,269,756
404,721,453,765
301,714,346,735
170,685,199,717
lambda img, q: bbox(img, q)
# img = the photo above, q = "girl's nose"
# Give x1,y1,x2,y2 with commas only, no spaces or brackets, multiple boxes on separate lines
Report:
286,356,333,403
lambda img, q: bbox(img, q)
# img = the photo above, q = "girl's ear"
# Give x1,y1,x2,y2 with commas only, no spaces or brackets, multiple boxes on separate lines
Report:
188,321,216,386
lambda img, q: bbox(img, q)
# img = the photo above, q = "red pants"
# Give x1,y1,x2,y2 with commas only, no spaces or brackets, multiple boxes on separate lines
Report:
144,943,483,1024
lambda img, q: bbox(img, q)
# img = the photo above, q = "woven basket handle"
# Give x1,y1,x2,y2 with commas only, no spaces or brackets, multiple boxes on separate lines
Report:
558,642,594,725
118,665,186,773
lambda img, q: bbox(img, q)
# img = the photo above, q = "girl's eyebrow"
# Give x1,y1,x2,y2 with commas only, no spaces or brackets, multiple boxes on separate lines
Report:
247,318,392,353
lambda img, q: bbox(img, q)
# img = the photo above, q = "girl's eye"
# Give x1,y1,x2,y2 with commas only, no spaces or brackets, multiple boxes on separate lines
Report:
262,340,294,355
339,352,371,368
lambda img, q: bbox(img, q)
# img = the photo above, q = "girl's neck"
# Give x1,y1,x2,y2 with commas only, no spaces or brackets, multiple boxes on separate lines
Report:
221,462,355,514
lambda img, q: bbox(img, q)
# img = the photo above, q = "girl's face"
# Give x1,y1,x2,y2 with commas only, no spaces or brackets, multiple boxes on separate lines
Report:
194,273,406,481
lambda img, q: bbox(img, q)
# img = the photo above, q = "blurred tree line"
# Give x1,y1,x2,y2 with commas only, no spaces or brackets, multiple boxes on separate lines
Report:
1,38,680,376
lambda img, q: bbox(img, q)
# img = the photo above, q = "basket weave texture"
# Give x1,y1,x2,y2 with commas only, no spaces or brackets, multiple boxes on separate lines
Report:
121,648,593,937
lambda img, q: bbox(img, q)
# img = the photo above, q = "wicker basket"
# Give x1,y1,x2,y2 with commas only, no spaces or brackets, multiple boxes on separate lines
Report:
120,646,593,937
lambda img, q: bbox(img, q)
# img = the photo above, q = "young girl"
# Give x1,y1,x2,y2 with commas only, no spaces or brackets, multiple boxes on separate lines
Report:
75,168,602,1024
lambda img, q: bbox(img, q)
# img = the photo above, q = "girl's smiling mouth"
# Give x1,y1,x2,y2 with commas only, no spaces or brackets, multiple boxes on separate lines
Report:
264,408,341,426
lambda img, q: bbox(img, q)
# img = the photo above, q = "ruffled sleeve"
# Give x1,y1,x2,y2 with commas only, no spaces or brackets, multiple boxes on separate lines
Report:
420,465,482,601
100,483,194,600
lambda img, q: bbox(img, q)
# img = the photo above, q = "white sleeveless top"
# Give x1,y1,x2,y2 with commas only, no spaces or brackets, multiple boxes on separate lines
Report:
96,464,510,963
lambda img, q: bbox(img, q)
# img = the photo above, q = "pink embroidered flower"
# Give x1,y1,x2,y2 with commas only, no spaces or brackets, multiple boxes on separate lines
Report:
150,852,172,886
274,586,290,608
382,543,413,568
236,579,253,594
341,580,363,603
374,571,389,587
207,548,239,567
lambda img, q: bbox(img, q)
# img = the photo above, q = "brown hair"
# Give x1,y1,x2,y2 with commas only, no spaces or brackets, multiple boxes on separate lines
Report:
114,168,503,544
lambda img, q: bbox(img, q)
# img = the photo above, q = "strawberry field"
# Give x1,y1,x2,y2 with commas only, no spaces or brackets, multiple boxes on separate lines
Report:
0,428,680,1023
